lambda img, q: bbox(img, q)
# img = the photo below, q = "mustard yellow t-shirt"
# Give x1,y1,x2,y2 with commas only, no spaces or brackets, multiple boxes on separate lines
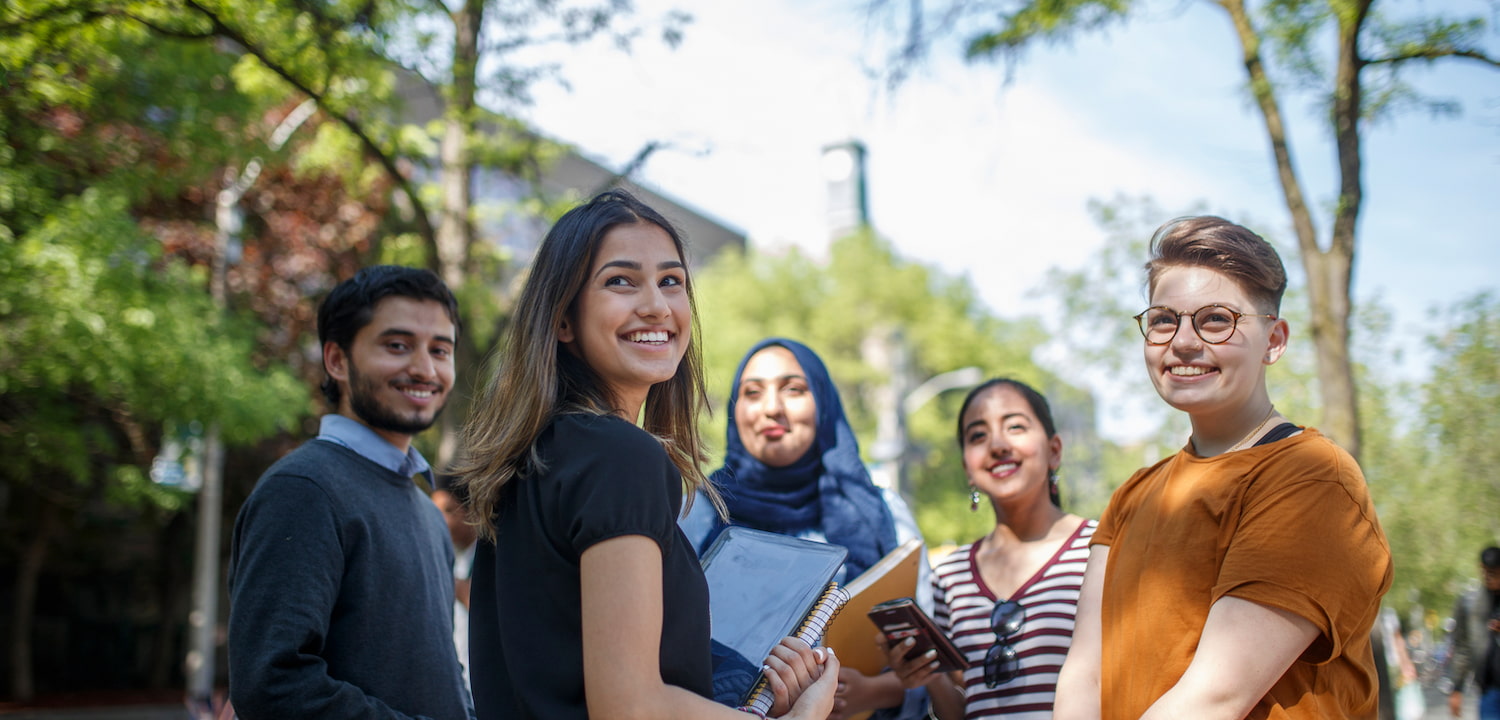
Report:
1092,428,1392,719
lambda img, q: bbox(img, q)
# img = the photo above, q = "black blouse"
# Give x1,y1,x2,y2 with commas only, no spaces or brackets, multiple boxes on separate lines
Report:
469,413,713,719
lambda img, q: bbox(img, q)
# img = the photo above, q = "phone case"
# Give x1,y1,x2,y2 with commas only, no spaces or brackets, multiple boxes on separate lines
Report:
867,597,969,672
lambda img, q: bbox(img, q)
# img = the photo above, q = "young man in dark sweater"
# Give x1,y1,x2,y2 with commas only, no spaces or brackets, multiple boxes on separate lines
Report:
228,265,473,719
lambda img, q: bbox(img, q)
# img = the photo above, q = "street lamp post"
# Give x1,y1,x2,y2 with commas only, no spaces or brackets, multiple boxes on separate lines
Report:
185,99,317,717
869,357,983,498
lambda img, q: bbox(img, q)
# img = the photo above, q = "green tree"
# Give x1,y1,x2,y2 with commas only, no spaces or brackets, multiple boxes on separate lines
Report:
0,187,307,700
695,230,1099,548
1395,293,1500,611
876,0,1499,460
0,7,384,698
7,0,683,464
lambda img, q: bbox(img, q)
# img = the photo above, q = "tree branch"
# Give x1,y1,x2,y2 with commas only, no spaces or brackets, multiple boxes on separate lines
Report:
1367,48,1500,68
175,0,437,249
119,11,214,40
0,4,99,34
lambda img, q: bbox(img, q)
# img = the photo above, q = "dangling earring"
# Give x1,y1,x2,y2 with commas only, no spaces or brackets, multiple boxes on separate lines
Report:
969,487,981,512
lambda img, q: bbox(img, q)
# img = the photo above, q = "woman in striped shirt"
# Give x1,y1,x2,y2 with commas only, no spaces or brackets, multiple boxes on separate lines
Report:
885,378,1096,720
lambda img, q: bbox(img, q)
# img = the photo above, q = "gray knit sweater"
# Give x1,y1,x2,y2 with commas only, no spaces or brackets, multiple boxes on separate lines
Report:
228,439,473,719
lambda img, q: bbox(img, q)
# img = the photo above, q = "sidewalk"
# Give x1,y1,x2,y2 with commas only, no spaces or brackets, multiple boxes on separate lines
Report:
0,708,189,720
0,691,194,720
1422,682,1480,720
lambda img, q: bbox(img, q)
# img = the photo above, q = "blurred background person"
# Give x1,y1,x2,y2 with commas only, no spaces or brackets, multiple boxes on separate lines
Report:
885,378,1095,719
1445,545,1500,719
433,483,477,692
680,337,931,719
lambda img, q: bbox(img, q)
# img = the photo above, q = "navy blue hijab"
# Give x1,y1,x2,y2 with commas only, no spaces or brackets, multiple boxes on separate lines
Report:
704,338,898,580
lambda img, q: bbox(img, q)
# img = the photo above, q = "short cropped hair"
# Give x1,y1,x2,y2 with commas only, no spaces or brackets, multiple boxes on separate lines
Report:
1481,546,1500,569
316,265,460,406
1145,216,1288,315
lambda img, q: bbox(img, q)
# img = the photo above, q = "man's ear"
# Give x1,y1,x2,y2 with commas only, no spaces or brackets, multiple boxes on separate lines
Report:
325,340,350,383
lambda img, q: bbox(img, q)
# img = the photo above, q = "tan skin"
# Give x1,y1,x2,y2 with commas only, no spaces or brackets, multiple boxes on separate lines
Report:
564,225,840,719
880,384,1085,720
322,296,456,454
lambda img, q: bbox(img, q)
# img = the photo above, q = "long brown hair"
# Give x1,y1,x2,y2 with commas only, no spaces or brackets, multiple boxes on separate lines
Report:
450,190,718,538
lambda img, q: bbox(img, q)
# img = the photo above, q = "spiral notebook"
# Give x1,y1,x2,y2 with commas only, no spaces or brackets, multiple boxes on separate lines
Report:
701,526,851,713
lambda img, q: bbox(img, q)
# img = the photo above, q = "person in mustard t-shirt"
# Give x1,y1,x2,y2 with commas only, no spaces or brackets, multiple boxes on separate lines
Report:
1053,216,1393,720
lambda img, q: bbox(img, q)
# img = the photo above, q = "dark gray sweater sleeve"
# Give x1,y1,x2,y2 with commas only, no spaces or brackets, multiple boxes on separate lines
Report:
228,472,433,720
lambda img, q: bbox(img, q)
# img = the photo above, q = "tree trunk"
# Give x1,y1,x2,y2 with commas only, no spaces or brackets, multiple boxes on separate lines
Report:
434,0,485,470
1219,0,1365,459
9,496,60,702
1312,1,1372,460
435,0,481,292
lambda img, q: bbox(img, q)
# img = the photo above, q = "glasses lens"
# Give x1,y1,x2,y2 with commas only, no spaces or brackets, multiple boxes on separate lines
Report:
1140,307,1178,344
990,600,1025,637
1193,306,1237,343
983,642,1019,688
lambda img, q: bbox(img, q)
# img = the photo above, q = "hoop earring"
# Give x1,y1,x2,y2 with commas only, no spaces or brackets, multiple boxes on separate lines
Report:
969,487,981,513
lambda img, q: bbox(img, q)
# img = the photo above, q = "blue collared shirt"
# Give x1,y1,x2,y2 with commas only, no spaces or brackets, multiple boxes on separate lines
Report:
316,414,434,486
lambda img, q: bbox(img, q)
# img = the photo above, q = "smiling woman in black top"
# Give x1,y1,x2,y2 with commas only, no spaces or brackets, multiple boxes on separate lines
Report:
451,190,840,720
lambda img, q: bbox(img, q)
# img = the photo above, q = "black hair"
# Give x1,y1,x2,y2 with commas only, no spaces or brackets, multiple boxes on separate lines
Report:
316,265,460,406
1481,546,1500,569
955,378,1062,508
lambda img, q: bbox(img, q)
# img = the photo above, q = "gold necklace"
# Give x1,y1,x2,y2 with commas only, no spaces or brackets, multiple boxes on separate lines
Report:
1226,405,1278,453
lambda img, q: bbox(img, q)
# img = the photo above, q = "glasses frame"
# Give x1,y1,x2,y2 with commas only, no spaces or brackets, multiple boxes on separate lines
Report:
983,599,1026,688
1133,304,1277,346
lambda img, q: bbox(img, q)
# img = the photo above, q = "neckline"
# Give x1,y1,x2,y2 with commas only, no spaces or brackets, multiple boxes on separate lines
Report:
1184,424,1309,459
967,518,1092,602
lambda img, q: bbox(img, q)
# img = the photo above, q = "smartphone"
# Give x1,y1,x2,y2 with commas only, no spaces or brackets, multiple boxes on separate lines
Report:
867,597,969,672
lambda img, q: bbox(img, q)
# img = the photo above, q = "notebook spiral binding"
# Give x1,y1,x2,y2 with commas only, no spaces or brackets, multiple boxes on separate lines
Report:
740,582,852,717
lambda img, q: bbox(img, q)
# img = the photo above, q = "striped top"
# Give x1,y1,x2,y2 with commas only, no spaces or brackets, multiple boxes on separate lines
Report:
930,519,1097,720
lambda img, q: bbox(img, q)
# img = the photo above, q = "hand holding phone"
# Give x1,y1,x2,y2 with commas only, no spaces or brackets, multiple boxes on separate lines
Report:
867,597,969,673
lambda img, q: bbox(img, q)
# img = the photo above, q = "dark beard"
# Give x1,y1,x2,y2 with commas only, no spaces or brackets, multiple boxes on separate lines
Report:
347,359,444,436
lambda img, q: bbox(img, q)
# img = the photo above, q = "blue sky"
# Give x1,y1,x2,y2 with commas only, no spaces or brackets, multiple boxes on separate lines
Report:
510,0,1499,436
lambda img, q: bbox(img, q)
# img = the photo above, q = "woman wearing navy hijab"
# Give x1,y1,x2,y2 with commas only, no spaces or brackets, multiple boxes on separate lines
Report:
683,337,932,720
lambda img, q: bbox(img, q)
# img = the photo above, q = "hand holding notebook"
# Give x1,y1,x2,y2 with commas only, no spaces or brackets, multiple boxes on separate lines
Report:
700,526,852,715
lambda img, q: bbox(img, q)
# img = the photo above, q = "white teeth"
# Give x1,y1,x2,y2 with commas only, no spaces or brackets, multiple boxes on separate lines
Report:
406,389,434,398
1170,366,1209,376
990,462,1017,474
628,330,668,343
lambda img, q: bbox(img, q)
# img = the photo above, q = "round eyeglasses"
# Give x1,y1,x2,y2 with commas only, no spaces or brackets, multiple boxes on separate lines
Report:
1133,304,1277,346
983,599,1025,688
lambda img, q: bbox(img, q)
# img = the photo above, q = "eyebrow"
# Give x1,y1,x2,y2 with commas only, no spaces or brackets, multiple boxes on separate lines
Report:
593,258,686,279
377,327,456,346
741,373,807,385
963,412,1029,434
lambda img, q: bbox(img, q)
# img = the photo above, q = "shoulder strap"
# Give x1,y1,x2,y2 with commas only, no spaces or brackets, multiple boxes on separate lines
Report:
1253,422,1302,447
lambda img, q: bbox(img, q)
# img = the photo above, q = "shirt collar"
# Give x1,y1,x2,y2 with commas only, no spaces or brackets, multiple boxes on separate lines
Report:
316,414,433,483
